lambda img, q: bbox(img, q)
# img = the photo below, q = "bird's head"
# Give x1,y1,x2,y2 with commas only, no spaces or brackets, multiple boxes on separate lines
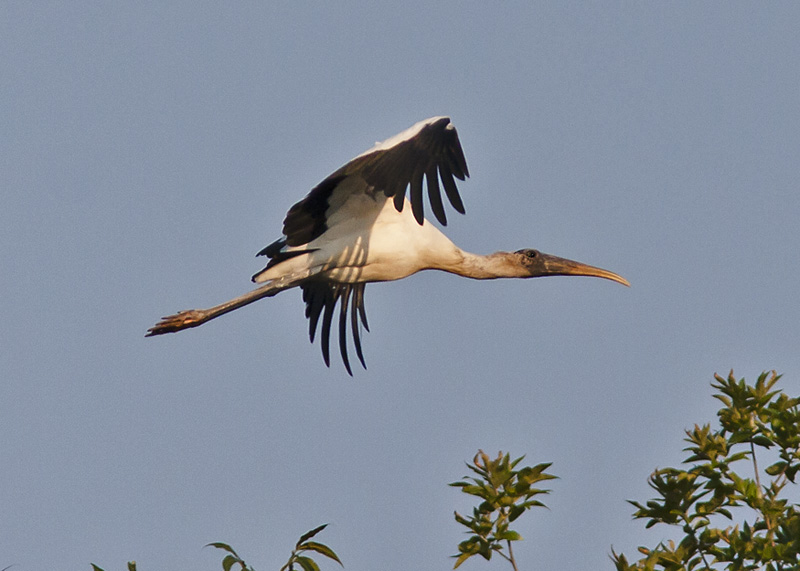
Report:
512,248,630,286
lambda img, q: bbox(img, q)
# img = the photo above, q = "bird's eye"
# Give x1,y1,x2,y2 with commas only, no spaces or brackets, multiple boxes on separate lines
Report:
526,250,537,258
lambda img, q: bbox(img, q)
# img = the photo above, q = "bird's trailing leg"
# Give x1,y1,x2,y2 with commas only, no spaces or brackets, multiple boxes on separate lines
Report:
146,267,324,337
146,308,209,335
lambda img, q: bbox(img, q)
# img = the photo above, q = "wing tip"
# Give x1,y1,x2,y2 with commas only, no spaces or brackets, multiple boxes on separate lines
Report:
303,283,369,374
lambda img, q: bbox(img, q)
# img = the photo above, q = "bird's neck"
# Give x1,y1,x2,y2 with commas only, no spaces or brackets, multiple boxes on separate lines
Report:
446,250,525,280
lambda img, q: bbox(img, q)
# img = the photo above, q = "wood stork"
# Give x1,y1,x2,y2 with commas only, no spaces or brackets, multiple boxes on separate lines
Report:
147,117,629,374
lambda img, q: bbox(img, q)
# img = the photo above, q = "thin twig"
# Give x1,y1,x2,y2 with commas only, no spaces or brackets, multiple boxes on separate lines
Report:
751,440,763,495
750,432,774,535
506,539,519,571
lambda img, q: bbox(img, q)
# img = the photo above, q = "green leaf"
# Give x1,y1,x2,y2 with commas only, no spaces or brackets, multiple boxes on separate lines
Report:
299,541,343,566
508,505,526,522
457,537,481,554
297,524,328,547
766,461,788,476
453,552,473,569
496,530,522,541
449,481,470,488
91,566,105,571
752,435,774,448
206,542,238,556
127,563,136,571
222,554,240,571
454,510,474,527
294,555,320,571
460,484,492,499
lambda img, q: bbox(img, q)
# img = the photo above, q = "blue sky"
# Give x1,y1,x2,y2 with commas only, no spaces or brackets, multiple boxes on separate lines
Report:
2,3,799,570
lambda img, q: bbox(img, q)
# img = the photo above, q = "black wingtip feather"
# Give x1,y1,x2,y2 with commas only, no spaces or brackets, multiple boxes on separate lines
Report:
426,167,446,225
355,285,369,332
306,286,325,342
393,188,406,212
351,286,367,369
338,285,353,376
449,142,470,180
302,282,369,373
410,168,425,225
320,287,337,367
439,163,466,214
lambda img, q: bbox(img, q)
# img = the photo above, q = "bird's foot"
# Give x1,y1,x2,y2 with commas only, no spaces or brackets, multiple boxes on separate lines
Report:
146,309,205,336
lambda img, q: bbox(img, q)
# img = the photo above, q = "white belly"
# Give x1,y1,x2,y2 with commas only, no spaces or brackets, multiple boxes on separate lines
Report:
319,202,462,283
256,194,464,285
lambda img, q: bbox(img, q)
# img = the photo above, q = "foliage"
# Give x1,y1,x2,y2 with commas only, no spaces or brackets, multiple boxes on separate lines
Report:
206,524,342,571
91,525,341,571
450,450,556,570
90,371,800,571
612,371,800,571
204,541,255,571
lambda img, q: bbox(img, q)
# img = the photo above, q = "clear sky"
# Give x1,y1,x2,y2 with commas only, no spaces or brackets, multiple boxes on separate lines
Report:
2,3,799,570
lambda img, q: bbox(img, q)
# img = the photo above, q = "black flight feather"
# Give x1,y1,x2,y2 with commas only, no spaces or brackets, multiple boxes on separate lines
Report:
426,165,446,225
351,284,367,369
319,286,338,367
410,164,425,225
300,281,370,374
338,285,352,375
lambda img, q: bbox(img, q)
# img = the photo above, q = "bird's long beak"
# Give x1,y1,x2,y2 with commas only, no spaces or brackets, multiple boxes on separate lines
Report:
539,252,630,287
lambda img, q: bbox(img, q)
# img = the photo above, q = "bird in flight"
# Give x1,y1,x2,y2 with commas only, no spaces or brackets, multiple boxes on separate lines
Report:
147,117,629,374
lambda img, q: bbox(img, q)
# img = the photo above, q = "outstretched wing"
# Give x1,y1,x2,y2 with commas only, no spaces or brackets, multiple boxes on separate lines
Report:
301,281,370,376
272,116,470,251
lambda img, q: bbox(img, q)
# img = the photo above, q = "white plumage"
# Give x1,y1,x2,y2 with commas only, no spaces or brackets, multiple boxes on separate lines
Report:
148,117,628,374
